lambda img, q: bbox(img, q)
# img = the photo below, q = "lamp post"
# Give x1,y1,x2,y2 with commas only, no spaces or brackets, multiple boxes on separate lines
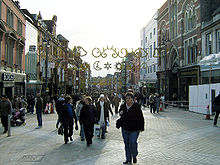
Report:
43,35,50,95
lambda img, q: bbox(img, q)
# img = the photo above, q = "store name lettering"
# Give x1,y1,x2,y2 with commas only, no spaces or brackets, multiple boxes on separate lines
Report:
2,73,15,81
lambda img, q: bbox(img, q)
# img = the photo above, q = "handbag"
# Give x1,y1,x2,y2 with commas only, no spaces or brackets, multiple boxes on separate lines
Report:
93,124,100,136
58,125,64,136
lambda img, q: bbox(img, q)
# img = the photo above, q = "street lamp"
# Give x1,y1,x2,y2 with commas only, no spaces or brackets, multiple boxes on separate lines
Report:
43,37,50,95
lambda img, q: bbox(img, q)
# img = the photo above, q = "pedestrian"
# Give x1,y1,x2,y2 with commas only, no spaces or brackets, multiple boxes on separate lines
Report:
55,94,65,128
113,93,121,114
15,96,28,112
95,94,111,139
35,93,43,129
0,95,12,134
149,93,156,113
60,96,78,144
155,93,161,113
80,96,97,146
76,95,86,141
213,93,220,127
116,92,145,164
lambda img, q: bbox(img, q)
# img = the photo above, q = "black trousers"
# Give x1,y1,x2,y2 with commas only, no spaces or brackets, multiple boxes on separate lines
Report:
214,111,220,125
63,119,73,142
84,123,94,144
115,106,119,114
1,115,8,131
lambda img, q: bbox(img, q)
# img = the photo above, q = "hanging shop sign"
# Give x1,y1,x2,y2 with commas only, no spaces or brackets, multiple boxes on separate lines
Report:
2,73,15,81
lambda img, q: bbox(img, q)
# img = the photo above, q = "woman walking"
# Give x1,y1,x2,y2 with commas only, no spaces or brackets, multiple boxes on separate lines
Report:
116,92,145,164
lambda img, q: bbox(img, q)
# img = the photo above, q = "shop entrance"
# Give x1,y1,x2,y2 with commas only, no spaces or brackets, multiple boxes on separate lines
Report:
5,87,12,99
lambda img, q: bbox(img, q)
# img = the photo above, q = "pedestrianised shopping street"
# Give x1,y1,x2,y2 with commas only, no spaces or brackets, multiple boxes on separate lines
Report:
1,107,220,165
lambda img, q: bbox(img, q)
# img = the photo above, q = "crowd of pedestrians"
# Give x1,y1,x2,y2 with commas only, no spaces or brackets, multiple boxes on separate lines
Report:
1,89,220,164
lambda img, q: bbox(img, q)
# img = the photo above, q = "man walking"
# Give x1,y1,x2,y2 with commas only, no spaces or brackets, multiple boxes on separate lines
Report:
35,93,43,129
0,95,12,133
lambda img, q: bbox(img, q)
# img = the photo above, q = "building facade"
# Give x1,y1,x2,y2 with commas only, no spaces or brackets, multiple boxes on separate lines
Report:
140,12,158,94
0,0,26,98
157,0,202,101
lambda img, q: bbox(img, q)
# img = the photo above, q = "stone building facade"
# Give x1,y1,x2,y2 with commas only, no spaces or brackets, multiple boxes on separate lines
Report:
0,0,26,98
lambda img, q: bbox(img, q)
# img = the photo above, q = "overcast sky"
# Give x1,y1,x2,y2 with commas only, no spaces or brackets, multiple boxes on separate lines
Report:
20,0,166,77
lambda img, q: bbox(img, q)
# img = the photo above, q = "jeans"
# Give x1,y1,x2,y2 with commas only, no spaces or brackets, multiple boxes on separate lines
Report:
122,129,140,161
36,110,42,126
80,124,85,139
99,125,106,138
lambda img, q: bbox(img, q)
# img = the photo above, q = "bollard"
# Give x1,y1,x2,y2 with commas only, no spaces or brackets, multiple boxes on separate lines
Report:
7,115,11,137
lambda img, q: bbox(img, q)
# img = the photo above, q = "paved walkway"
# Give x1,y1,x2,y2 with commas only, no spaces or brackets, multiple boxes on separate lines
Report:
0,107,220,165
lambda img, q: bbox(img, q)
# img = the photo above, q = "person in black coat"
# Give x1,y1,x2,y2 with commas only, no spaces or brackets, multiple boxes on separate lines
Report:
213,93,220,127
60,96,78,144
116,92,145,164
80,96,97,146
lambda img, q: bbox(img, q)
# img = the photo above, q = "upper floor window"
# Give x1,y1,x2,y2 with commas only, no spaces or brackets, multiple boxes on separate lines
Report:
206,33,212,55
217,29,220,53
185,4,196,33
0,1,2,19
150,32,152,39
17,19,22,36
170,2,177,39
184,37,197,65
7,8,14,28
153,28,156,35
145,37,147,43
150,45,152,58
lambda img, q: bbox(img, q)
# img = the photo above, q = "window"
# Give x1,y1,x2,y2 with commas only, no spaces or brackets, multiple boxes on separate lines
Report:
185,4,196,33
17,19,22,35
7,8,14,28
184,37,197,65
29,45,36,52
206,33,212,55
16,46,22,68
6,41,14,66
217,29,220,53
170,2,177,39
153,28,155,35
150,66,152,73
150,45,152,58
150,33,152,39
153,65,156,72
145,37,147,43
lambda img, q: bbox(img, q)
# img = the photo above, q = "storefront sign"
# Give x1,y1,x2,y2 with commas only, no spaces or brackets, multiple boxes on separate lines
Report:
2,73,15,81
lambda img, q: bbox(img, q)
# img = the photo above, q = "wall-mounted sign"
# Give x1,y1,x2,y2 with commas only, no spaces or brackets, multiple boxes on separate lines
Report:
2,73,15,81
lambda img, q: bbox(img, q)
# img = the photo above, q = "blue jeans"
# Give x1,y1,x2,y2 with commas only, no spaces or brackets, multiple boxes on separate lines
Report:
122,129,140,161
36,110,42,126
80,124,85,139
99,125,106,138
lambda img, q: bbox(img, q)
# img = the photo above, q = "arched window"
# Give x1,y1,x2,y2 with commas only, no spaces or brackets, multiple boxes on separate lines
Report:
184,3,196,33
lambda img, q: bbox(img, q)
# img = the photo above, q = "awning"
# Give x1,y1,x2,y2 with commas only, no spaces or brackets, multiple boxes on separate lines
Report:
199,53,220,71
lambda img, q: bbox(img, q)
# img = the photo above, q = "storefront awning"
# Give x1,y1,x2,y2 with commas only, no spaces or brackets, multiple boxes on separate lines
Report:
199,53,220,71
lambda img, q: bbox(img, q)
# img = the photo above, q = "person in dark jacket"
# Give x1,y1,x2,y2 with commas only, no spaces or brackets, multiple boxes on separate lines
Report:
60,96,78,144
213,93,220,127
116,92,145,164
80,96,97,146
0,95,12,133
55,94,65,128
35,93,43,129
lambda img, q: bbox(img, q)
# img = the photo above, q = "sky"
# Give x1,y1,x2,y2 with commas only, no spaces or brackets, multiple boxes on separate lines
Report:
19,0,166,77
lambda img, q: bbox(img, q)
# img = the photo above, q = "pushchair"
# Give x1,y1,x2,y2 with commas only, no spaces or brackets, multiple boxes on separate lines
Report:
10,108,26,126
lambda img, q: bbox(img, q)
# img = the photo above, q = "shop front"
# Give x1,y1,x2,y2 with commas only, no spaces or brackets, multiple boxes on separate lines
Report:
178,65,200,101
0,71,26,99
